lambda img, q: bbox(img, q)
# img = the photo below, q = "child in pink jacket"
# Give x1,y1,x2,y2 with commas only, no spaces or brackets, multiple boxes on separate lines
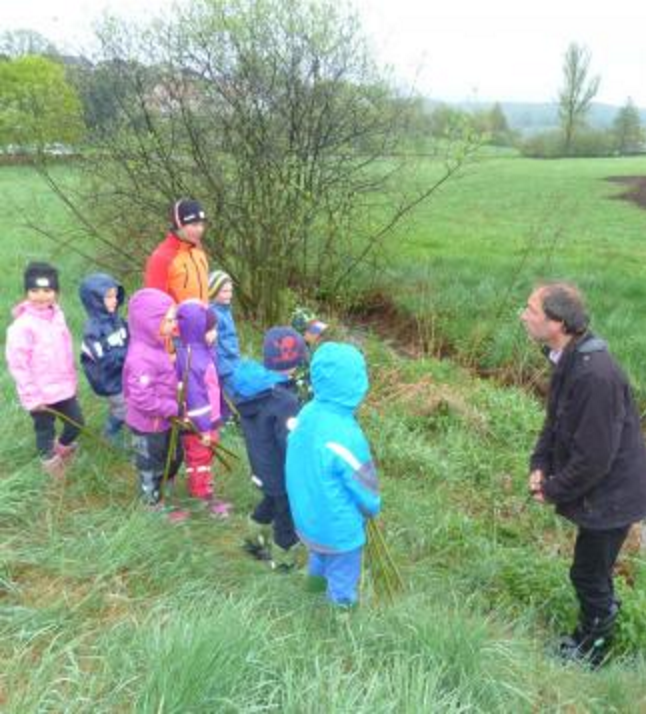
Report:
5,262,84,476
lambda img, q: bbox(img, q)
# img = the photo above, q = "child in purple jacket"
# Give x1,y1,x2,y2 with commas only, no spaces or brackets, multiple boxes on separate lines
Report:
123,288,182,507
175,300,231,517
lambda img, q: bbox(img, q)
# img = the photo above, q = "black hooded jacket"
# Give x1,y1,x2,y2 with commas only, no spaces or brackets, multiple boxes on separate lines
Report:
531,333,646,529
79,274,128,397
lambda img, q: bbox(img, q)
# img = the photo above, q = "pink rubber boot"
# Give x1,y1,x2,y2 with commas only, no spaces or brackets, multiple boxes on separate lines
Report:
41,453,65,479
55,441,79,466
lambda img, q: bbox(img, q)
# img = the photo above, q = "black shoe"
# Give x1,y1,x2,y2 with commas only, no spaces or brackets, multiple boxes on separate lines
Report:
242,539,272,561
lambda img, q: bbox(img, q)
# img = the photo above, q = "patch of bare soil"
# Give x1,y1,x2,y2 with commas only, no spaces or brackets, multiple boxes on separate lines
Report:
606,175,646,209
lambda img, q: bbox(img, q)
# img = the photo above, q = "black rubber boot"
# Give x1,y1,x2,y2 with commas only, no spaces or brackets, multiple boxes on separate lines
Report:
242,517,272,561
558,604,619,669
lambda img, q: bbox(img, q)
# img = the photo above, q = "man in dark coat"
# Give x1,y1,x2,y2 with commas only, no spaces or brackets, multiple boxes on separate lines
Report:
521,281,646,666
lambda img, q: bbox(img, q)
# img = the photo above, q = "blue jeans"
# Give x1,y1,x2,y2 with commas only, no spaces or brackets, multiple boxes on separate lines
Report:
308,548,362,605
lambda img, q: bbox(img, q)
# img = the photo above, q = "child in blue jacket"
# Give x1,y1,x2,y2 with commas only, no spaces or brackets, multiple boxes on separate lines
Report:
286,342,381,607
231,327,307,571
208,270,240,421
79,273,129,444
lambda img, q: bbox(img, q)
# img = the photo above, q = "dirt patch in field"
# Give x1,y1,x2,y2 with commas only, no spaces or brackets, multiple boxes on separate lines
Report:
606,175,646,209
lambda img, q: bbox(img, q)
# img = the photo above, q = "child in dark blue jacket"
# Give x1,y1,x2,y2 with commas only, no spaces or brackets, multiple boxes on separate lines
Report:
231,326,307,571
79,273,129,444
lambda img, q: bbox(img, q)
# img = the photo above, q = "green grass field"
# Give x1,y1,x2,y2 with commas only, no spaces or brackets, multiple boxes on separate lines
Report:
2,165,646,711
378,153,646,396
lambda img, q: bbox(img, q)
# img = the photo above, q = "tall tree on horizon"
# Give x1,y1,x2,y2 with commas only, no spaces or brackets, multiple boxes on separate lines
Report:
558,43,600,155
613,98,644,155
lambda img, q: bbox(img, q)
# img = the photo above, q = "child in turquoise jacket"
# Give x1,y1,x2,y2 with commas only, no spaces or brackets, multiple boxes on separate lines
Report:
286,342,380,606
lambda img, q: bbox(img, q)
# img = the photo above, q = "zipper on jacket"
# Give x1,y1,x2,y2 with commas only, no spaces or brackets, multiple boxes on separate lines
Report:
189,252,204,300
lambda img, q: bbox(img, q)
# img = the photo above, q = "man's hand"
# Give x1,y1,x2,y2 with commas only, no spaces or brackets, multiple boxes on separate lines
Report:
528,469,546,503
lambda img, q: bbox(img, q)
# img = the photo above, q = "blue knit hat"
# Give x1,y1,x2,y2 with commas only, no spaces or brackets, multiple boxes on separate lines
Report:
263,327,307,371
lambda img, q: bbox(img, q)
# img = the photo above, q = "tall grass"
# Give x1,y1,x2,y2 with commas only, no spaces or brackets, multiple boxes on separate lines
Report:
378,153,646,396
2,165,646,711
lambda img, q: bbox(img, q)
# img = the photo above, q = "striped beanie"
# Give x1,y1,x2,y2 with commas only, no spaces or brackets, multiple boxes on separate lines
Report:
208,270,232,299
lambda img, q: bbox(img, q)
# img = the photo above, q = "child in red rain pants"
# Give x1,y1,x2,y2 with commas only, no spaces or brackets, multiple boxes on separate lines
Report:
175,299,232,517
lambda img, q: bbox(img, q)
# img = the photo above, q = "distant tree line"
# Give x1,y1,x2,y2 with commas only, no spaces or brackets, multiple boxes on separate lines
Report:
2,29,642,164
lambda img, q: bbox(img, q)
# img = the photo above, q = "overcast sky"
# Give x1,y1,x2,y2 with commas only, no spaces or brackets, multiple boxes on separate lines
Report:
2,0,646,107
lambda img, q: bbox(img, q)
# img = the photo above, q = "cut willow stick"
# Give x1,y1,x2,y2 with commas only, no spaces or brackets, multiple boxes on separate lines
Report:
365,518,404,604
42,407,121,454
170,417,239,471
161,346,191,500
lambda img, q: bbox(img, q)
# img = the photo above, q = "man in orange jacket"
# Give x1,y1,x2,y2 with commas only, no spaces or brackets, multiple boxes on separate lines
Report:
145,199,210,304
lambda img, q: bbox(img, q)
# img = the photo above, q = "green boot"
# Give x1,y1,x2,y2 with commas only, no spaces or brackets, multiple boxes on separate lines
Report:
242,518,272,561
271,543,305,573
305,575,327,593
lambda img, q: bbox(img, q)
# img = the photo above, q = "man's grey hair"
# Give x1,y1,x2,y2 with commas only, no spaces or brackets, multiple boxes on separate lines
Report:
537,282,590,336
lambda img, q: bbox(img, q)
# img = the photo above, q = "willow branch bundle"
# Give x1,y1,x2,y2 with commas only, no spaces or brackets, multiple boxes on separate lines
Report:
172,418,239,470
162,346,191,499
365,518,404,604
43,407,121,454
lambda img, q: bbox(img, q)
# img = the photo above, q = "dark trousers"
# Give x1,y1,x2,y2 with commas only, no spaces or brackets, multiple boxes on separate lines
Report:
131,429,183,505
570,525,631,621
30,397,84,459
252,493,298,550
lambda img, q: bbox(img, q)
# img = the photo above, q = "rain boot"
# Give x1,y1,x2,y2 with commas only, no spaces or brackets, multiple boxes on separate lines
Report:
242,517,272,561
208,498,233,519
55,440,79,467
559,604,619,668
271,543,304,573
305,575,327,593
41,453,65,478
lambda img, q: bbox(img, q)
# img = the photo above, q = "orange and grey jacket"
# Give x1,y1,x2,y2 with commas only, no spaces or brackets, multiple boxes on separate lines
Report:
144,232,209,304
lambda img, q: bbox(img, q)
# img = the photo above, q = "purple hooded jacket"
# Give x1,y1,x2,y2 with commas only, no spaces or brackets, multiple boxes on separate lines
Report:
176,300,221,433
123,288,178,432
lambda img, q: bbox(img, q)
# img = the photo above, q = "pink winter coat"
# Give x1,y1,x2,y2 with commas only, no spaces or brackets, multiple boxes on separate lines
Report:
5,301,77,411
